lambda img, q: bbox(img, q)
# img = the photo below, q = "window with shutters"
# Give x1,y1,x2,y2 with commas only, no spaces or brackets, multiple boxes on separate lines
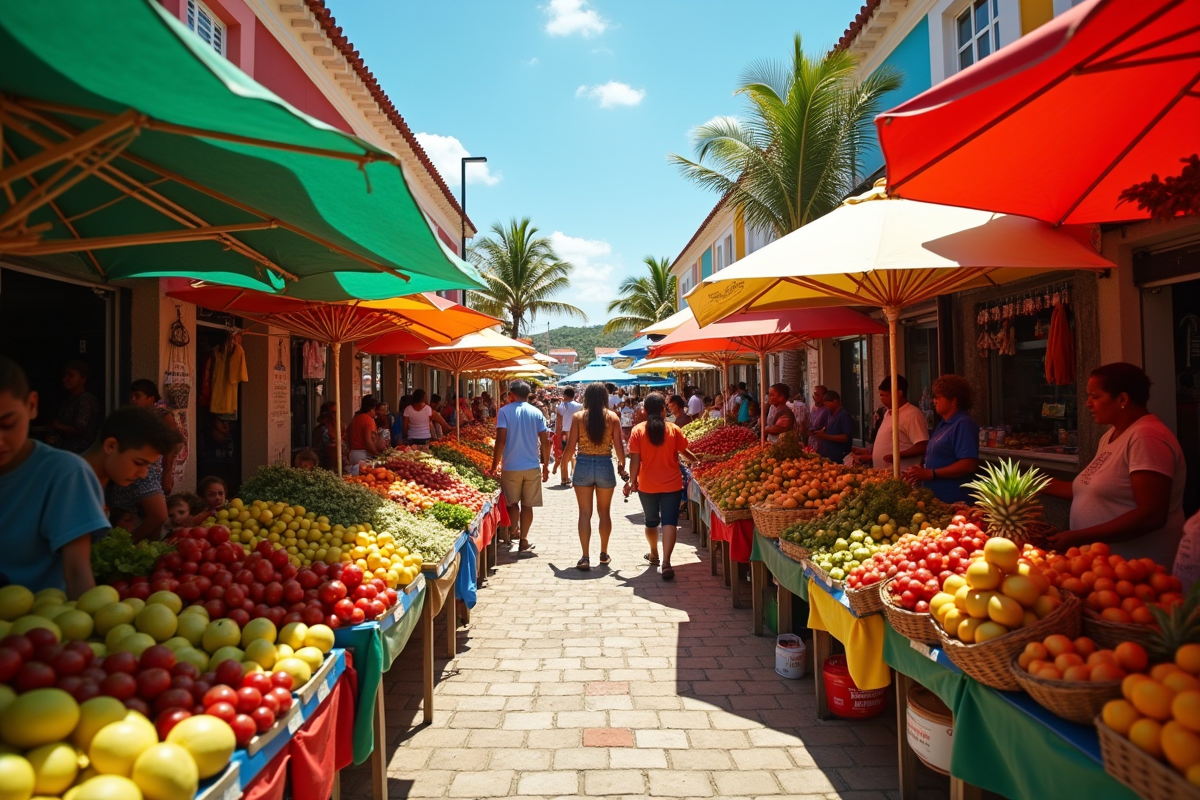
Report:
725,234,735,266
955,0,999,71
186,0,226,57
715,243,725,272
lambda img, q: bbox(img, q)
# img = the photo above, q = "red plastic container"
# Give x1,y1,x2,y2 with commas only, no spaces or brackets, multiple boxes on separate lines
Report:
823,655,886,719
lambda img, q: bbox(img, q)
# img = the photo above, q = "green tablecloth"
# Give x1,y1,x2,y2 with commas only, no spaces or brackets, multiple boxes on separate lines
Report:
335,587,426,764
751,532,1139,800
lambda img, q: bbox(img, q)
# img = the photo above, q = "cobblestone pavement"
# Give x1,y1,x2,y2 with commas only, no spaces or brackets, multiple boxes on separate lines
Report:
342,480,951,799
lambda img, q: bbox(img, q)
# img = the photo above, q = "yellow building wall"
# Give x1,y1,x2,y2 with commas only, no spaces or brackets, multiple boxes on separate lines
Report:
1020,0,1053,34
734,209,747,260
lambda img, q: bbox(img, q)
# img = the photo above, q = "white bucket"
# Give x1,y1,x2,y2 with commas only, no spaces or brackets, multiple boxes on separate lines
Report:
905,684,954,775
775,634,806,679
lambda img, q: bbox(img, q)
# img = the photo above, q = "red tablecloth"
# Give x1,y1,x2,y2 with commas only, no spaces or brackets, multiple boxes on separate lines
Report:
709,512,754,563
471,501,505,552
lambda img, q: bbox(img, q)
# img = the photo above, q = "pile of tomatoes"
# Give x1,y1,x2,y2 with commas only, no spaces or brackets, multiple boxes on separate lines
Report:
847,517,988,611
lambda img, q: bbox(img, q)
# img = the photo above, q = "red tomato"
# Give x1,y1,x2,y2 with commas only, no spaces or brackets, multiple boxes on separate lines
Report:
242,672,272,694
50,649,86,677
101,671,138,700
155,709,192,739
215,659,244,688
0,647,23,683
140,645,176,672
269,671,294,691
104,651,140,675
267,686,293,713
250,705,276,733
124,697,152,717
235,686,263,714
137,668,172,700
1,635,34,661
154,687,195,715
15,662,58,692
206,701,238,724
230,714,257,747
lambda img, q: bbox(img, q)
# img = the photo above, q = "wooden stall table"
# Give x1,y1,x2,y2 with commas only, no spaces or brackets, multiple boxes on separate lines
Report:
706,500,754,608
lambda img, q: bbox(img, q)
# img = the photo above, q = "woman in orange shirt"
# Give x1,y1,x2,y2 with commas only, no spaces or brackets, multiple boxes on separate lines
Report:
623,393,697,580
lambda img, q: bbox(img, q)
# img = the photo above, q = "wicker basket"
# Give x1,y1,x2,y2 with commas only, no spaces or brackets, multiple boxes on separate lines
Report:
880,578,941,644
844,582,884,617
935,592,1082,691
1009,656,1122,724
713,505,753,523
778,539,810,563
1082,608,1159,651
803,559,845,591
1097,718,1200,800
751,504,818,539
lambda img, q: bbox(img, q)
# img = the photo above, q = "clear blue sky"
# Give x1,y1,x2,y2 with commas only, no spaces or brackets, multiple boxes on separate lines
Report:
326,0,865,333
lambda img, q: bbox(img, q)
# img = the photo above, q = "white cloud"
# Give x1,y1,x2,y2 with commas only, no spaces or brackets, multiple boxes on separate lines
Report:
544,0,607,37
545,231,618,326
523,57,539,66
413,133,500,189
575,81,645,109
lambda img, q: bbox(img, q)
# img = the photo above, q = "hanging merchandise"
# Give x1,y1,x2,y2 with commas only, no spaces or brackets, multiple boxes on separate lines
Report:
164,305,193,409
1045,301,1076,386
303,340,327,380
975,283,1070,357
210,331,249,415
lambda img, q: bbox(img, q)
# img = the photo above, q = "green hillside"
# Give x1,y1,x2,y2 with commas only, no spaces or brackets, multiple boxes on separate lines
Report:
533,325,631,362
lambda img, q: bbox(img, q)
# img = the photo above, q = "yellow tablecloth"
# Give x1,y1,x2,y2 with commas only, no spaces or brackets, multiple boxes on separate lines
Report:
806,578,891,690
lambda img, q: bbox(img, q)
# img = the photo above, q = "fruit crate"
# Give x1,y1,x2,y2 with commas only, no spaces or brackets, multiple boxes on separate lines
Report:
880,577,940,644
936,592,1081,691
1096,717,1200,800
1081,607,1159,651
1010,655,1122,725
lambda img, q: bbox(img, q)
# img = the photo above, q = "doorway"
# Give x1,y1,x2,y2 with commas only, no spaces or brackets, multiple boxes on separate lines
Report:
195,324,242,493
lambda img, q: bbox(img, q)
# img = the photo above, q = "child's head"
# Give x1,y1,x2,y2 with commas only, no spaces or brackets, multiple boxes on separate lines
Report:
110,509,138,532
293,448,319,470
91,406,181,487
166,493,201,527
197,476,227,510
0,356,35,471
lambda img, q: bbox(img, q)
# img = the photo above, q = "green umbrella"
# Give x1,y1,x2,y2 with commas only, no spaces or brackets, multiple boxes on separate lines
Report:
0,0,482,297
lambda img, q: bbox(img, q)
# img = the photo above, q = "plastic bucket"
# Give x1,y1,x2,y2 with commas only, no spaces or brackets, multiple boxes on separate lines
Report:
906,683,954,775
822,655,886,719
775,634,805,679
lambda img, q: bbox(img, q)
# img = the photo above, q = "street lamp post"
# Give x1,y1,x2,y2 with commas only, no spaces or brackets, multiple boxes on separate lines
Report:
460,156,488,269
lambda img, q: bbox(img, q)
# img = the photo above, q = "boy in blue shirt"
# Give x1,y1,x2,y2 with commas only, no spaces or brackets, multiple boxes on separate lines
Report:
0,356,110,597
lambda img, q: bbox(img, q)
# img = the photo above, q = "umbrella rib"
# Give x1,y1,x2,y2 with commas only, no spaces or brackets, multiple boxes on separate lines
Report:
15,99,395,168
1,140,104,278
1057,63,1200,225
889,1,1178,195
1082,49,1200,75
0,221,279,256
0,104,140,188
7,100,413,284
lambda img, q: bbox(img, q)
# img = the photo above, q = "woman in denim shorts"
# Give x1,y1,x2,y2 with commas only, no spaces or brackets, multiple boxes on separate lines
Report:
562,382,627,570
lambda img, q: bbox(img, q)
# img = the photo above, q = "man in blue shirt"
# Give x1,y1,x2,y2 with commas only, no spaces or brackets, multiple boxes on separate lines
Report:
813,390,854,464
0,356,110,597
491,380,550,552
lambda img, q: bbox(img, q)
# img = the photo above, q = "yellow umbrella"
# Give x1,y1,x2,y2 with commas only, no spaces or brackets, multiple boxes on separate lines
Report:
626,357,721,375
686,181,1115,475
639,308,694,337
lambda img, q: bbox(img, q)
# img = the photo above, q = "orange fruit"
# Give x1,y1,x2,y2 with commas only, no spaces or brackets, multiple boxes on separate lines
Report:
1027,659,1048,674
1073,638,1097,658
1091,542,1111,557
1116,642,1150,673
1101,608,1133,624
1092,577,1114,593
1044,635,1074,658
1129,718,1165,758
1060,577,1086,595
1134,584,1158,603
1153,662,1184,682
1121,596,1144,614
1132,606,1156,625
1179,645,1200,676
1132,679,1176,721
1024,642,1049,661
1055,653,1085,671
1018,651,1038,671
1188,764,1200,788
1035,665,1063,681
1103,699,1141,735
1063,665,1093,682
1093,564,1116,581
1164,672,1200,694
1151,573,1175,593
1094,590,1121,610
1115,580,1136,598
1114,562,1133,581
1124,673,1149,701
1163,721,1200,772
1091,662,1127,682
1172,690,1200,733
1088,650,1118,667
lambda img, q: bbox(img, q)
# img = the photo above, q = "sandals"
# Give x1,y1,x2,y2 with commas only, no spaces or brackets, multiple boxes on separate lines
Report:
643,553,660,566
599,552,611,565
519,540,535,552
661,566,675,580
577,556,591,570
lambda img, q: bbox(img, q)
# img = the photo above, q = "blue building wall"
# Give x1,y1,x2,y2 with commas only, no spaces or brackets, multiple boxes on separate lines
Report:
701,248,713,279
860,16,933,176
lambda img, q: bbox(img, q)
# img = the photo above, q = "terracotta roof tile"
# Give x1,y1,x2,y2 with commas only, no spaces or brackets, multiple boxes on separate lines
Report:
303,0,474,235
835,0,884,52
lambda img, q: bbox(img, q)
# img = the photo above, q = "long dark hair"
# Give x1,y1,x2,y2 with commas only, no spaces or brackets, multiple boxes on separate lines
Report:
583,382,609,445
643,392,666,446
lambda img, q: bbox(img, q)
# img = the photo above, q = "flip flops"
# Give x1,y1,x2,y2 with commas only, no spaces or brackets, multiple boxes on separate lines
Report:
643,553,660,566
576,556,590,570
661,566,675,580
599,553,611,565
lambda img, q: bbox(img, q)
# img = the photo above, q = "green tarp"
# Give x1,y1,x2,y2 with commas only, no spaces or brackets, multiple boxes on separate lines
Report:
0,0,483,298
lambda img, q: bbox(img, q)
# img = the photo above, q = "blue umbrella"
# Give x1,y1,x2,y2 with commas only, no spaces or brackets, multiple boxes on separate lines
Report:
617,335,655,359
558,359,640,386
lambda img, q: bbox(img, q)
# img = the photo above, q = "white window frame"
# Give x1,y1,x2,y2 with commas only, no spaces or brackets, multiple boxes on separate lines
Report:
186,0,226,57
725,233,735,266
715,242,725,272
929,0,1020,84
954,0,1000,72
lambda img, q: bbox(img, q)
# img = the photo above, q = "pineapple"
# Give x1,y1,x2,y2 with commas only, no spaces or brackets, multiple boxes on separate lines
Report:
962,458,1052,544
1147,582,1200,664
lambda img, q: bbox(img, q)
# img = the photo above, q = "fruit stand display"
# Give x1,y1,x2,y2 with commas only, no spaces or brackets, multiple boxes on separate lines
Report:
743,456,1200,800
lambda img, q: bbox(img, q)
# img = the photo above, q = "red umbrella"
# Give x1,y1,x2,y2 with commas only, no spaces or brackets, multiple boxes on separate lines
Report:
650,308,886,442
878,0,1200,225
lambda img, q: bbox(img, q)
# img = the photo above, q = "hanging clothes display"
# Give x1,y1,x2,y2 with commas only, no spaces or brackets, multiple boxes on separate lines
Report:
210,333,249,414
1045,302,1076,386
303,340,327,380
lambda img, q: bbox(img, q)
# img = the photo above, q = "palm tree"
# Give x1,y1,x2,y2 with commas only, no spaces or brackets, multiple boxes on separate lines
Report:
669,34,901,392
604,256,677,335
669,34,901,238
467,218,586,337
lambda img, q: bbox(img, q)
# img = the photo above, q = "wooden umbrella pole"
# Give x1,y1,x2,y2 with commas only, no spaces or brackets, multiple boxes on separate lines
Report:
332,341,343,476
758,351,768,445
456,369,462,442
885,306,901,478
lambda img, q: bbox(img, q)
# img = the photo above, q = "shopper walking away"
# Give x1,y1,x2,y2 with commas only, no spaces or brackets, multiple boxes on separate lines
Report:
624,392,697,580
403,390,449,446
48,360,102,454
619,398,635,442
562,383,627,570
812,390,854,464
348,396,382,472
904,374,980,504
491,380,550,553
554,387,583,485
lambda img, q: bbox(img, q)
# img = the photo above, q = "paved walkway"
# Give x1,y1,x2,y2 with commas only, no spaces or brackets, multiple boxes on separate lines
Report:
342,480,951,800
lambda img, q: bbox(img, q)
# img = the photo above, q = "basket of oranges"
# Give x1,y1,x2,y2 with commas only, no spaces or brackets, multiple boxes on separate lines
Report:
1009,634,1133,724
